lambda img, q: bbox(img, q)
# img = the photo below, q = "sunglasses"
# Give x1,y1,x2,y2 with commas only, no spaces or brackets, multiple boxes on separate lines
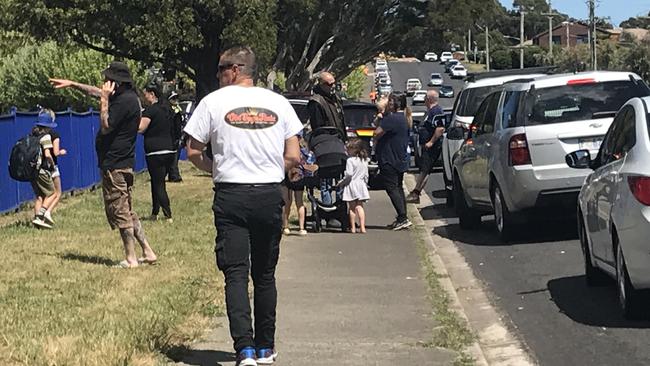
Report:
217,63,245,73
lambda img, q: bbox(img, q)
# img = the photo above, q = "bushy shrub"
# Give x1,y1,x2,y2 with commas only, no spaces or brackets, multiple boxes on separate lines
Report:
491,49,513,70
0,42,146,113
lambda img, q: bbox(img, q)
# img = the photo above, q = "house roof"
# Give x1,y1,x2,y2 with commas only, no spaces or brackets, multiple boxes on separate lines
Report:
622,28,650,41
531,21,609,40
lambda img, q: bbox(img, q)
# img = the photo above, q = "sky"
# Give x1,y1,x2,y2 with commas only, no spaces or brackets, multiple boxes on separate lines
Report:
498,0,650,26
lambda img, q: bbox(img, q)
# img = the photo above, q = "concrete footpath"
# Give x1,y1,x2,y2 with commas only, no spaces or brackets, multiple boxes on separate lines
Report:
174,190,457,365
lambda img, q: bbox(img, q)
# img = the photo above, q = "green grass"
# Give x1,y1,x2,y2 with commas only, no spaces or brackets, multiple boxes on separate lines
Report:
466,62,487,73
410,214,476,365
0,162,224,366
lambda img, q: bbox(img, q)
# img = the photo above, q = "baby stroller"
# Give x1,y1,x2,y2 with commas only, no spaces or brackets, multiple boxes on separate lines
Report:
305,127,349,233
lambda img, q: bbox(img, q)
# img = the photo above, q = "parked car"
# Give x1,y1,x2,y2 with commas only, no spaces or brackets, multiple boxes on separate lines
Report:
376,70,389,80
445,59,460,73
441,69,552,206
412,90,427,105
343,101,381,185
567,96,650,319
378,85,393,96
424,52,438,62
451,65,467,78
451,71,650,240
439,85,454,98
405,78,422,96
378,77,391,86
428,73,444,87
440,52,453,63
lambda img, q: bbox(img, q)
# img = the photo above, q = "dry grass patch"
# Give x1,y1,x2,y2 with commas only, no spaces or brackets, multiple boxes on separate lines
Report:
0,162,223,365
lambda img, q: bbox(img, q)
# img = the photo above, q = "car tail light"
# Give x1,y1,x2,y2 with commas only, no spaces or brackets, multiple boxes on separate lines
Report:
509,133,531,166
567,78,596,85
627,176,650,206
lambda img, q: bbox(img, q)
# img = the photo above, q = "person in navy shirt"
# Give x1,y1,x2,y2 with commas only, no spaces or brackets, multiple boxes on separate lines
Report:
373,94,412,231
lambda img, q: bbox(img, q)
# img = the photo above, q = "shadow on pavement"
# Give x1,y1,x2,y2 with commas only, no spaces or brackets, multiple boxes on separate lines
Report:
419,203,456,220
432,219,578,246
59,252,115,266
167,347,236,366
547,275,650,327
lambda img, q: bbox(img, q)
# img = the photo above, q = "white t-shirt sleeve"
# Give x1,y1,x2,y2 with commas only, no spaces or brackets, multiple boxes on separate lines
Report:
183,99,211,144
39,134,53,150
283,100,304,139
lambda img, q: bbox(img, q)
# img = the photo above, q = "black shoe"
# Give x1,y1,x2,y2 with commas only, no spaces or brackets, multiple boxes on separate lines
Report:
168,178,183,183
393,219,413,231
326,219,341,228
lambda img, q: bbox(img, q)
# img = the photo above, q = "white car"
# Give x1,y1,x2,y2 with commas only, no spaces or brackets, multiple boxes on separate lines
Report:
376,70,389,80
440,70,552,206
424,52,438,62
567,96,650,319
378,77,391,86
451,65,467,78
440,52,453,63
412,90,427,105
428,73,443,86
378,85,393,96
405,78,422,96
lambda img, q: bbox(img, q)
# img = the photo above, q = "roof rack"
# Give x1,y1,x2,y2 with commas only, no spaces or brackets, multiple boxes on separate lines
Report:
464,66,557,83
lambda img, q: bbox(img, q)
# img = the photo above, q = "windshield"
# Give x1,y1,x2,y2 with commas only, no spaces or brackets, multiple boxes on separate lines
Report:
456,86,497,117
290,103,309,124
344,107,377,128
525,80,650,125
431,74,441,79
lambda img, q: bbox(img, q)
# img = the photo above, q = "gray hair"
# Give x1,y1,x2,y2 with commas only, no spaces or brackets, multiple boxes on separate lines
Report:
221,46,257,79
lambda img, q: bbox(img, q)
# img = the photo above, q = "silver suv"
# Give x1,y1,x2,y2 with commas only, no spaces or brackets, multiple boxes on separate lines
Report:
451,71,650,240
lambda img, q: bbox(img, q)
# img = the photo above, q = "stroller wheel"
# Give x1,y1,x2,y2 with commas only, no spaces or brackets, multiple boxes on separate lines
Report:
312,201,321,233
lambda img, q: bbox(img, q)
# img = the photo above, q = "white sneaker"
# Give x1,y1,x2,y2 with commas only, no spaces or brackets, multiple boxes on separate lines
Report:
282,228,291,235
297,229,308,236
43,211,55,225
32,217,53,229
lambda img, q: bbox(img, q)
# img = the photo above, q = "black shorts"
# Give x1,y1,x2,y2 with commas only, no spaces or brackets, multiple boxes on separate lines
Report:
419,143,442,174
284,175,305,191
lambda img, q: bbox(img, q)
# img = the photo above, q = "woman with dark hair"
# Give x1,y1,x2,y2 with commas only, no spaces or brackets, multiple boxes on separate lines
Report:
138,85,176,222
372,93,412,231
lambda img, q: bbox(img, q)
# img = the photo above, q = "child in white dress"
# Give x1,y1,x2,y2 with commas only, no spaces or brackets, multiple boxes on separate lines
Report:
339,139,370,233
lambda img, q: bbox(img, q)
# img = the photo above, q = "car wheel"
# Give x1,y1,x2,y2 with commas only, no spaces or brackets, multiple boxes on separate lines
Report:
491,183,516,242
616,239,644,320
579,215,609,286
453,174,481,229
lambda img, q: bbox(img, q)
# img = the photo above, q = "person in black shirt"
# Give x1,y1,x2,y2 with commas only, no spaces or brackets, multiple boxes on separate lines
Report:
373,94,412,231
139,84,175,222
49,61,158,268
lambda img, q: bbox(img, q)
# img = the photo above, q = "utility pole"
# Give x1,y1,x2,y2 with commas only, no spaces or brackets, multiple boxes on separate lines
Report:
486,25,490,71
468,28,472,63
542,0,557,62
589,0,597,70
565,21,570,49
520,7,526,69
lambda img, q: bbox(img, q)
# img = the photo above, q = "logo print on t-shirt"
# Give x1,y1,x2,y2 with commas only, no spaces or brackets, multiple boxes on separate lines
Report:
224,107,278,129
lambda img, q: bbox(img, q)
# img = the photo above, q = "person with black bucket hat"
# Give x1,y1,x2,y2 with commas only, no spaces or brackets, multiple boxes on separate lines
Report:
49,61,158,268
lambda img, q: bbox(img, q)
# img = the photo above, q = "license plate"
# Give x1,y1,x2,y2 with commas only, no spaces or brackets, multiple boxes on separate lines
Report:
579,137,603,151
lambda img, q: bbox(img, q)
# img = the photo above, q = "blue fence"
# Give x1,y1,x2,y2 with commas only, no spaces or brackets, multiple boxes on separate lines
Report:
0,109,149,214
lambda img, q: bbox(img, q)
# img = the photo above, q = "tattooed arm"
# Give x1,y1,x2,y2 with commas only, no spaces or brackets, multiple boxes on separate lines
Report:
49,78,102,98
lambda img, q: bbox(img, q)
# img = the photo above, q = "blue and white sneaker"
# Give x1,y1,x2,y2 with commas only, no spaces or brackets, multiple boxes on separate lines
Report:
256,348,278,365
236,347,257,366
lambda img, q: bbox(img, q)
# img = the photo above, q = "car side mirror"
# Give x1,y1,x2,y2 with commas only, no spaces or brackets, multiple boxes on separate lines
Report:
565,149,592,169
447,126,465,140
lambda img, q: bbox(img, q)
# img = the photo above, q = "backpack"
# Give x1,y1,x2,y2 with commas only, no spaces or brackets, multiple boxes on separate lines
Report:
8,134,43,182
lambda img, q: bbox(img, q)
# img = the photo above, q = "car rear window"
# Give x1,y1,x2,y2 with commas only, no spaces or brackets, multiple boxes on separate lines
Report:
290,103,310,124
456,85,498,117
344,107,376,128
524,80,650,125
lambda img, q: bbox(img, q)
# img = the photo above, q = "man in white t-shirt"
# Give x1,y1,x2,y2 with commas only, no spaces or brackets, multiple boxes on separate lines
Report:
184,46,302,366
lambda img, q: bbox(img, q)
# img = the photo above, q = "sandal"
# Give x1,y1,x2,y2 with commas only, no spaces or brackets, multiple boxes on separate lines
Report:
138,257,158,265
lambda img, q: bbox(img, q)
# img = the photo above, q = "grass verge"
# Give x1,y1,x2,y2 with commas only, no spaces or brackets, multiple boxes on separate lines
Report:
409,213,476,366
0,162,223,366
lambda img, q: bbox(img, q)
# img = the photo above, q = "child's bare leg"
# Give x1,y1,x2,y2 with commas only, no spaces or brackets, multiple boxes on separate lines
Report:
48,176,62,213
348,201,357,233
34,196,43,218
355,201,366,233
294,189,306,230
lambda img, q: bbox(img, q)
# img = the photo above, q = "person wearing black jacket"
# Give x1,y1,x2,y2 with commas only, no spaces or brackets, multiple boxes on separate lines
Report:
139,85,176,222
308,72,346,211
